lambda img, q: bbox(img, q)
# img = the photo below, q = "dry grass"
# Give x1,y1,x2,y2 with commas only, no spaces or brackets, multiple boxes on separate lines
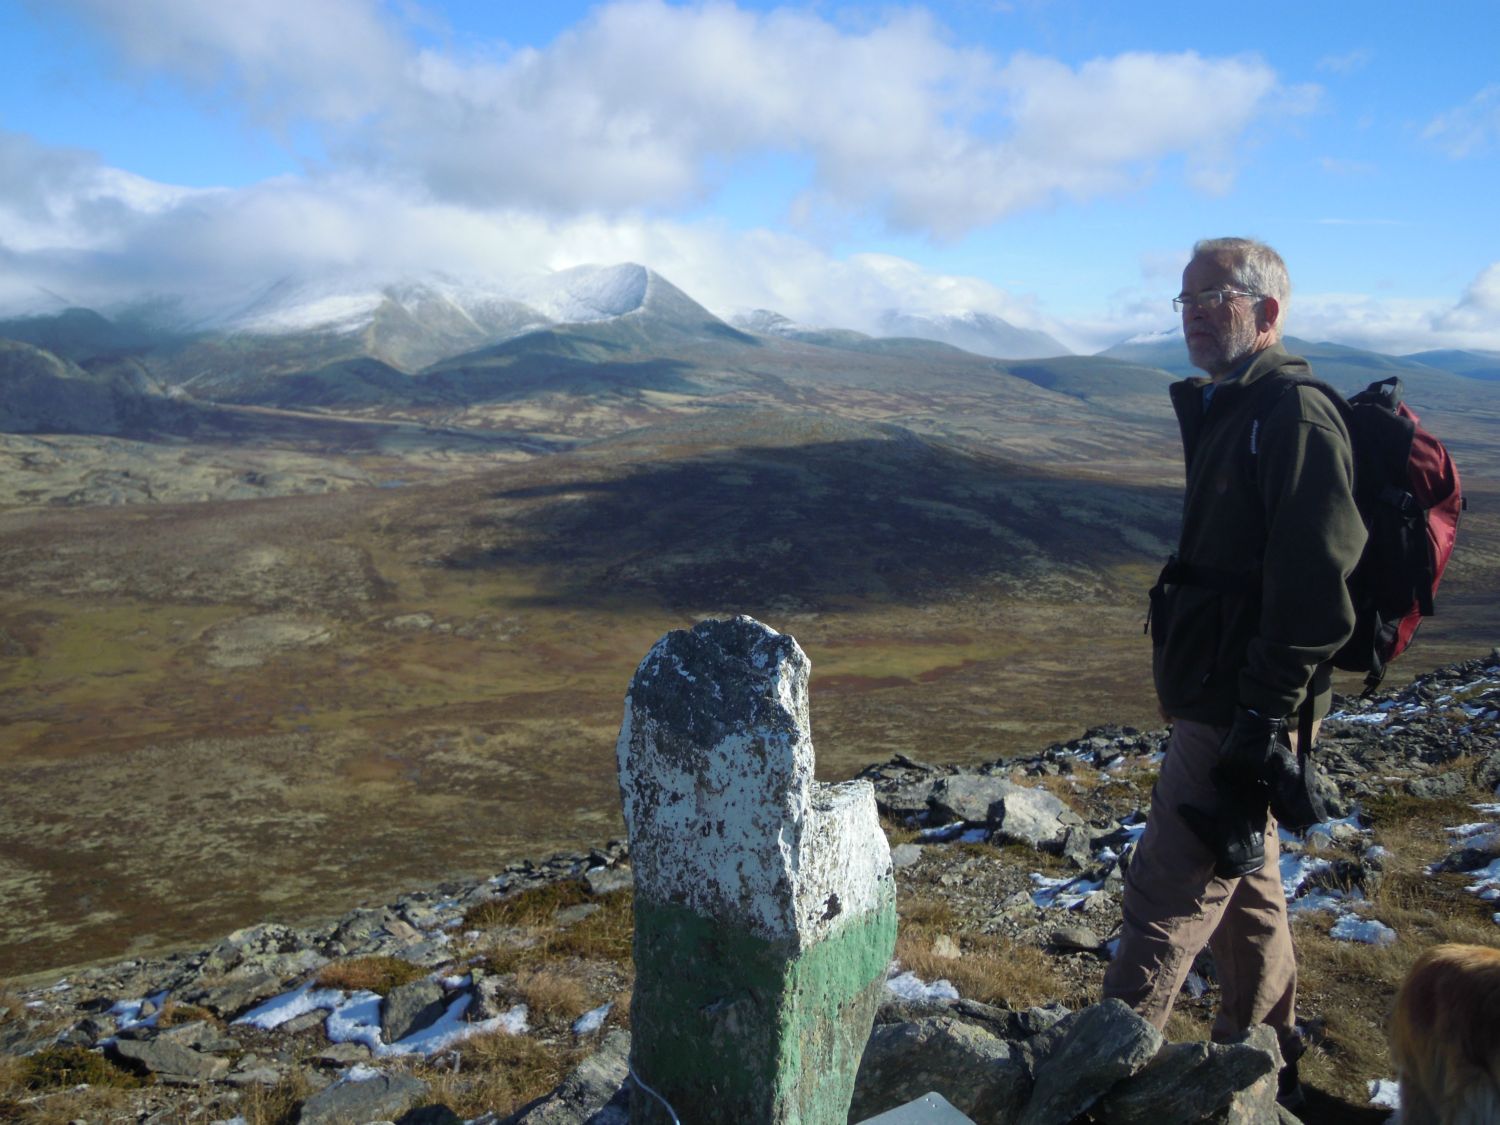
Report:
238,1068,315,1125
18,1046,143,1090
464,880,593,932
895,927,1076,1011
1286,770,1500,1107
315,955,429,995
514,969,590,1027
420,1030,580,1120
153,1000,220,1029
898,895,959,932
0,1083,136,1124
896,889,1077,1011
1028,769,1099,816
0,983,19,1027
478,889,634,975
881,816,920,846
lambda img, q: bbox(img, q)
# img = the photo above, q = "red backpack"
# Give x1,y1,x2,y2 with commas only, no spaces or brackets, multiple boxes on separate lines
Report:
1256,375,1464,694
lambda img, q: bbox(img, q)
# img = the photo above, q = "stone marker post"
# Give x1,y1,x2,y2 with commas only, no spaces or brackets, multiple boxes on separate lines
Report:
617,616,897,1125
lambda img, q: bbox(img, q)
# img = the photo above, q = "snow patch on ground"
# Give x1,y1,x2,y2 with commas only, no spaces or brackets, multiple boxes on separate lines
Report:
886,966,959,1002
1330,915,1397,946
572,1003,612,1035
234,981,345,1030
1368,1077,1401,1110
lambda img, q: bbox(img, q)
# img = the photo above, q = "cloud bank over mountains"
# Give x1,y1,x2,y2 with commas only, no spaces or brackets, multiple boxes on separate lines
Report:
3,0,1497,354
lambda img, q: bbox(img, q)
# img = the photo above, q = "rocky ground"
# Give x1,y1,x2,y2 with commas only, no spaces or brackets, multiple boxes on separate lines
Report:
3,651,1498,1124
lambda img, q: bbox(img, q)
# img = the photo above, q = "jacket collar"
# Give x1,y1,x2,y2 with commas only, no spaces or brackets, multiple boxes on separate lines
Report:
1167,342,1311,465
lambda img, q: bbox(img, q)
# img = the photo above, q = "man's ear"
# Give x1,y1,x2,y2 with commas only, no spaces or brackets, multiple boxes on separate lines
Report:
1258,295,1281,334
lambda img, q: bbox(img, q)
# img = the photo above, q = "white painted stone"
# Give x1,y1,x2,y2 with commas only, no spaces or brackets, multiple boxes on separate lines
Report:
617,616,893,947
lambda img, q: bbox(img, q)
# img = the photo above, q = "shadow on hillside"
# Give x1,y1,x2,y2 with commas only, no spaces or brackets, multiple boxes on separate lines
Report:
444,433,1182,611
427,352,732,404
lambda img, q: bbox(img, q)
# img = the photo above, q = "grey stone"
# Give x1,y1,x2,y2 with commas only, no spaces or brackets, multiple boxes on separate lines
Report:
850,1016,1030,1124
158,1020,241,1052
298,1071,430,1125
994,787,1082,849
556,903,602,926
106,1036,231,1083
1017,1000,1164,1125
855,1091,977,1124
504,1029,631,1123
282,1008,334,1035
189,970,287,1018
312,1043,374,1066
1094,1025,1280,1123
877,779,942,820
1048,926,1103,954
928,778,1077,849
1405,770,1467,799
333,908,401,950
1476,748,1500,792
226,1062,288,1088
585,865,634,896
1059,826,1093,868
890,844,923,869
470,976,515,1022
381,979,449,1043
928,777,1019,826
395,1107,465,1124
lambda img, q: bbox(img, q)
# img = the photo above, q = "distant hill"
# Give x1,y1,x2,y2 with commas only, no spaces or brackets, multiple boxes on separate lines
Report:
733,307,1069,361
1098,332,1487,413
0,307,157,363
1403,348,1500,380
876,310,1070,360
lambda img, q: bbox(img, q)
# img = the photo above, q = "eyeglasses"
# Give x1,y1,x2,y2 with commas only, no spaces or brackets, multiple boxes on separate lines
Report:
1173,288,1260,312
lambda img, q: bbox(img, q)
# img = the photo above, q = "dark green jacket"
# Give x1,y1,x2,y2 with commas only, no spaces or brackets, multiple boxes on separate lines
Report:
1152,344,1366,724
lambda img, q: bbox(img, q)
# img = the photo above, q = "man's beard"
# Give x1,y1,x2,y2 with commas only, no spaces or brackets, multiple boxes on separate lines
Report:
1187,314,1259,376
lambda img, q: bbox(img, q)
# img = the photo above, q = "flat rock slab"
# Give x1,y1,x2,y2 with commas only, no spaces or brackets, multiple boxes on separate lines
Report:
927,778,1079,848
851,1016,1028,1124
106,1036,229,1083
1018,999,1163,1125
297,1070,429,1124
856,1092,977,1125
1096,1025,1280,1124
507,1029,631,1123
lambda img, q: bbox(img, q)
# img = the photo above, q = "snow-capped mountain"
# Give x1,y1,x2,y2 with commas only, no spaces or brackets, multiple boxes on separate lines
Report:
733,306,1070,360
875,309,1070,360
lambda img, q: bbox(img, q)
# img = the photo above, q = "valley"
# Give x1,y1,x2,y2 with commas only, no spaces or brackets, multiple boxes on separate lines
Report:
2,267,1498,979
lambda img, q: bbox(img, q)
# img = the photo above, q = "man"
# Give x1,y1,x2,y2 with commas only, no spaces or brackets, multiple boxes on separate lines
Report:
1101,238,1366,1101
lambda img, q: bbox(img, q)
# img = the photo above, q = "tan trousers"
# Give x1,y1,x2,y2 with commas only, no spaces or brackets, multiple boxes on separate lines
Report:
1101,717,1297,1049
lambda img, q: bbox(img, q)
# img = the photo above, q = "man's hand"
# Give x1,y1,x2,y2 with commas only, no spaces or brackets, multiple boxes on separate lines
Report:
1220,706,1334,832
1218,707,1283,788
1179,786,1267,879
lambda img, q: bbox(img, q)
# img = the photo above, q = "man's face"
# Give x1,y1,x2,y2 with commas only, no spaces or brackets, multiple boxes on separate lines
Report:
1180,251,1265,379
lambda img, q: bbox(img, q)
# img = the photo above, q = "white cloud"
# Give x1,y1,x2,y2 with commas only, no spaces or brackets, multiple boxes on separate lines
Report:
0,147,1063,339
48,0,407,125
1316,48,1372,75
5,135,1493,355
1293,268,1500,353
1424,85,1500,158
37,0,1310,237
0,129,207,253
1433,263,1500,337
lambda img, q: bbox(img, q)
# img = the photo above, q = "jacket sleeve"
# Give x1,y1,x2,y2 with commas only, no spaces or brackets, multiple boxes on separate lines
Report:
1238,386,1366,718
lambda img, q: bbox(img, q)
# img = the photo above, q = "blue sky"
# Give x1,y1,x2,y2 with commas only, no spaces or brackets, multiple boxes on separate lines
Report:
1,0,1496,352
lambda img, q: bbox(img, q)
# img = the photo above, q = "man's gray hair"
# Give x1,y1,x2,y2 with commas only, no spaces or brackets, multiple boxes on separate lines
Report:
1193,237,1290,337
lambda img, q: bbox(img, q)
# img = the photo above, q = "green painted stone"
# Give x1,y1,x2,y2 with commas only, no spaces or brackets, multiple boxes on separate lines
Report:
630,887,898,1125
